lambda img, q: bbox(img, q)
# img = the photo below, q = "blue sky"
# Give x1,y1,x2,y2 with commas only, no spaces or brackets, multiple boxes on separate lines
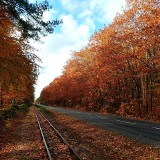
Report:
29,0,126,98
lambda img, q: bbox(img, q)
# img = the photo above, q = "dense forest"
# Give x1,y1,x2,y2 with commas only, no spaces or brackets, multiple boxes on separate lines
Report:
40,0,160,116
0,0,61,108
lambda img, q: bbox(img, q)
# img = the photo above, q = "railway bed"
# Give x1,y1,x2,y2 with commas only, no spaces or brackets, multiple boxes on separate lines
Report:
34,107,82,160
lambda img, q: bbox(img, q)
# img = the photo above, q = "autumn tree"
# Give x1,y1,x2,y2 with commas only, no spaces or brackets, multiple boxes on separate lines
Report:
0,0,62,108
40,0,160,116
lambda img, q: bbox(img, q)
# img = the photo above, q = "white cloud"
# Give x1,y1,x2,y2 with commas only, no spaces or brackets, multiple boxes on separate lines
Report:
60,0,81,13
43,9,57,22
85,0,126,23
85,18,95,30
60,0,126,23
33,0,126,98
34,14,90,98
78,10,92,19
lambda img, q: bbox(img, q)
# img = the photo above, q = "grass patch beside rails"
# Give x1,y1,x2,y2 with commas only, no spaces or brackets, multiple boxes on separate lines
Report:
0,103,31,127
34,104,52,115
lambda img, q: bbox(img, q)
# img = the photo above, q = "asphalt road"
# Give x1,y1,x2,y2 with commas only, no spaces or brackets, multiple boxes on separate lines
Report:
39,104,160,147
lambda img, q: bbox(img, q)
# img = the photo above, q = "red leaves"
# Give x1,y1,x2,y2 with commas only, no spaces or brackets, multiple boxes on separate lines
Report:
0,7,38,108
0,108,48,159
40,0,160,116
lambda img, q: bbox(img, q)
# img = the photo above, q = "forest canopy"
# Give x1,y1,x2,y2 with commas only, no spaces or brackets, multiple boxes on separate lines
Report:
40,0,160,116
0,0,61,108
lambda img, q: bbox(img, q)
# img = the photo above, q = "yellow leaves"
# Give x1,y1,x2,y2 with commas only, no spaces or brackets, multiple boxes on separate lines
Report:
0,7,38,107
40,0,160,114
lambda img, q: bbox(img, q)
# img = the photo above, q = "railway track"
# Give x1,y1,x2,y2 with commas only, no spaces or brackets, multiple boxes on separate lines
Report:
34,107,82,160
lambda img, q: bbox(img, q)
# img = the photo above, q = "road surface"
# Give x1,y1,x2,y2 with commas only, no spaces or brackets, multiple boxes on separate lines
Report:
39,104,160,147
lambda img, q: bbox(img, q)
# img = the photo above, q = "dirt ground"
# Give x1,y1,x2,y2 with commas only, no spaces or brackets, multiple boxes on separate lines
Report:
0,107,47,160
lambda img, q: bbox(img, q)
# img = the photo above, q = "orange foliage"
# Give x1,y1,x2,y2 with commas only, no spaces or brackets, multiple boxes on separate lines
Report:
40,0,160,115
0,7,38,108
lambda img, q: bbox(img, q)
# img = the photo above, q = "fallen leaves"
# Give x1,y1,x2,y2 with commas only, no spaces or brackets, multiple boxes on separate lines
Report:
0,107,48,160
43,109,160,160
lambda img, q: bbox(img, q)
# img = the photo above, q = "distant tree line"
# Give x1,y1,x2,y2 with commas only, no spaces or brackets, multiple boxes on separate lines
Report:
40,0,160,116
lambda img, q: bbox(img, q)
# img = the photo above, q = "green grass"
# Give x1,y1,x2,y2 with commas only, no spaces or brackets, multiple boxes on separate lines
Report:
0,103,31,124
34,104,52,115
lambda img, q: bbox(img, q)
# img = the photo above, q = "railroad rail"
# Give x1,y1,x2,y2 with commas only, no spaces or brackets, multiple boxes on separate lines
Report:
34,107,82,160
